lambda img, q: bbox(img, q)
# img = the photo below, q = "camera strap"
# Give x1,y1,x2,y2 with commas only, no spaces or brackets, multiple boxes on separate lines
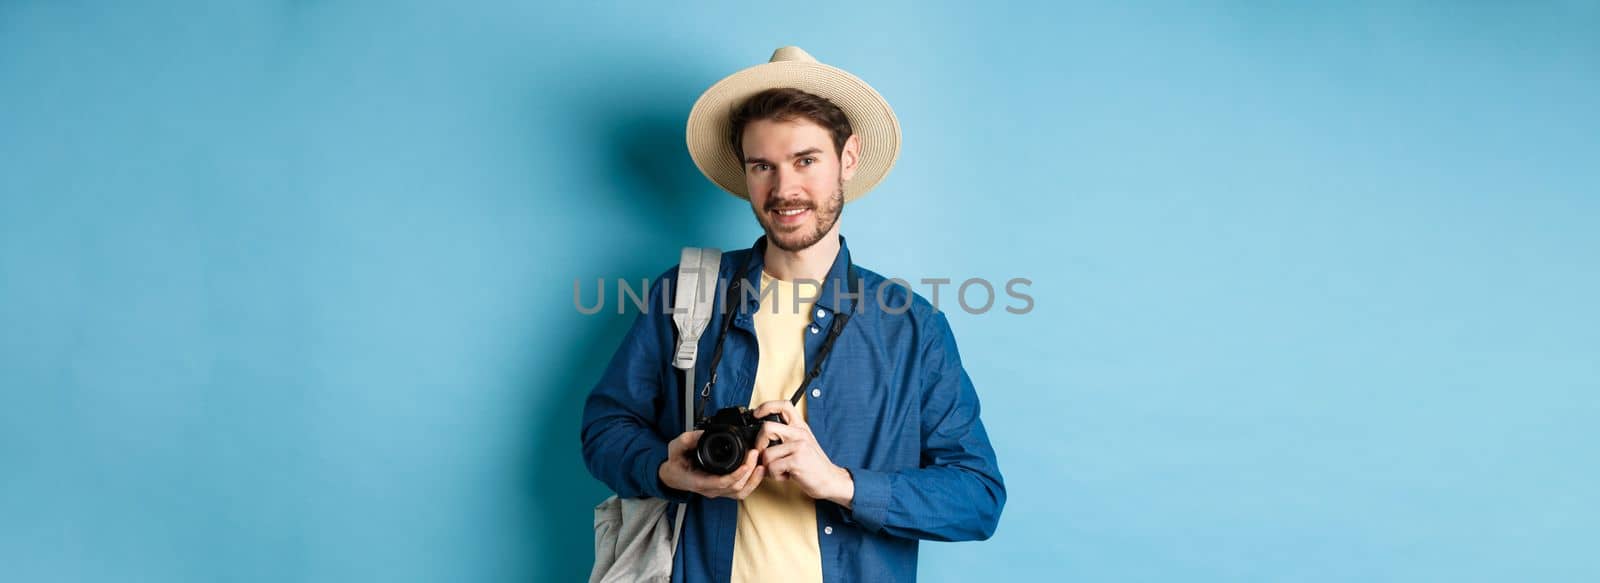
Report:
697,245,860,424
786,261,859,406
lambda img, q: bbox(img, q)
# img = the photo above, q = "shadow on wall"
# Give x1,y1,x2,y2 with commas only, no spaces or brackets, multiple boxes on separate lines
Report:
512,57,729,581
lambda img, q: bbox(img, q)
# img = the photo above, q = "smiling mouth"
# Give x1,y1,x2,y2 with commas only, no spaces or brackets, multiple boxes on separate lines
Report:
770,207,811,226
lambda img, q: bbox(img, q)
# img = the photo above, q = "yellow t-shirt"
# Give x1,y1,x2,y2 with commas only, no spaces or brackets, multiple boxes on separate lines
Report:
729,270,823,583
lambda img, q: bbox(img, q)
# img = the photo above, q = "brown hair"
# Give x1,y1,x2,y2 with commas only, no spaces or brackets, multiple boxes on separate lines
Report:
729,88,853,164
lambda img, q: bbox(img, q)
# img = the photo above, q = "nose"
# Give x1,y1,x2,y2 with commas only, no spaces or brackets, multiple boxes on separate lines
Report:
770,164,805,202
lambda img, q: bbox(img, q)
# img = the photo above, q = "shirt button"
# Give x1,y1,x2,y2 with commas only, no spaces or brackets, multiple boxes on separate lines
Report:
809,325,819,334
824,526,833,535
812,388,821,398
816,309,826,319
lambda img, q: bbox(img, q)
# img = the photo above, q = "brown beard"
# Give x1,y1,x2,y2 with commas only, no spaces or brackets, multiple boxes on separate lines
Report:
756,177,845,252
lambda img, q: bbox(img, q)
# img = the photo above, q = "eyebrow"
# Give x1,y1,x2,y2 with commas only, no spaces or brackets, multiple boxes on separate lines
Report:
745,147,824,167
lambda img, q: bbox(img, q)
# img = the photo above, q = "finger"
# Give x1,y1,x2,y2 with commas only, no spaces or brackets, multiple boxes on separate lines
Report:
752,400,800,425
766,457,791,481
753,424,781,454
756,421,804,448
752,400,787,416
679,459,723,486
759,442,799,466
735,466,766,499
730,453,762,491
716,450,759,490
681,470,721,494
672,430,704,453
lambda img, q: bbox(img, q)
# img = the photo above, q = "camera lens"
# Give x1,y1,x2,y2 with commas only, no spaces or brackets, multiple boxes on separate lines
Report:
694,430,745,475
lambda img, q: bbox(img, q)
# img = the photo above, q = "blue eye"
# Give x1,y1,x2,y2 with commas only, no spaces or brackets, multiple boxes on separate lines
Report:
800,157,815,166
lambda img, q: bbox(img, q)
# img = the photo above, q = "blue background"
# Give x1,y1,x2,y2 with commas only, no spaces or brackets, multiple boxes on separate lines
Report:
2,1,1596,581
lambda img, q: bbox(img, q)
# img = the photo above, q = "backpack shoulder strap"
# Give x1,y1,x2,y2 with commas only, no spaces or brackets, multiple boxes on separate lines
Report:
671,246,721,372
667,246,720,559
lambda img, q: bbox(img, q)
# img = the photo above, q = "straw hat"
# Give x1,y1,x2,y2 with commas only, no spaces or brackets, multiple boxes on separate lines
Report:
685,46,901,203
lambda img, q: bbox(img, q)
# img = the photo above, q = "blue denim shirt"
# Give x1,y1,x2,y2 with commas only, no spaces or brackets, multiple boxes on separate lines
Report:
581,235,1005,582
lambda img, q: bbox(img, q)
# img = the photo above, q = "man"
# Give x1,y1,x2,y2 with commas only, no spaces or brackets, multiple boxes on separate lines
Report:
581,46,1005,582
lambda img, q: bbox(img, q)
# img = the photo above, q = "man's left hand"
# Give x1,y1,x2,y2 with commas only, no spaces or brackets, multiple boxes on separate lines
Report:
752,400,855,509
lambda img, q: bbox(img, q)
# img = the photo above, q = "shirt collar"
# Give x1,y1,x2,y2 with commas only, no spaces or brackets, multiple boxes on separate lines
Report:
738,234,858,318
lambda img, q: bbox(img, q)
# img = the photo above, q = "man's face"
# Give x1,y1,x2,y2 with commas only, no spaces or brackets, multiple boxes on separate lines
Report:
740,118,859,252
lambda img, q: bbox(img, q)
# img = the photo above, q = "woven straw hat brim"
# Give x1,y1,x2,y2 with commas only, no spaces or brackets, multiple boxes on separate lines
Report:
685,56,900,203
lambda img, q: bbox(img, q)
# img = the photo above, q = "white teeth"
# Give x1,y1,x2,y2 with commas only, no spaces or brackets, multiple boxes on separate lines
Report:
777,208,806,216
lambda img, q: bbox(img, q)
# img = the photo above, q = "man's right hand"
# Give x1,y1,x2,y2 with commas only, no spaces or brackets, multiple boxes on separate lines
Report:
659,430,765,500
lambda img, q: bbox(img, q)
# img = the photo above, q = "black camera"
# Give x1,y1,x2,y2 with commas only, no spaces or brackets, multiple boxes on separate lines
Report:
693,406,784,475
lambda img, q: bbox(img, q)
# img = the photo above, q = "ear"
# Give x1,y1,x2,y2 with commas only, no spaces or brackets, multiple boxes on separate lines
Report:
839,134,862,182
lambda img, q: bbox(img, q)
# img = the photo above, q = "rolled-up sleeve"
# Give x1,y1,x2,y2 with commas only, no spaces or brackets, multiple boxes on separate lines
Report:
843,310,1007,541
579,272,693,504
